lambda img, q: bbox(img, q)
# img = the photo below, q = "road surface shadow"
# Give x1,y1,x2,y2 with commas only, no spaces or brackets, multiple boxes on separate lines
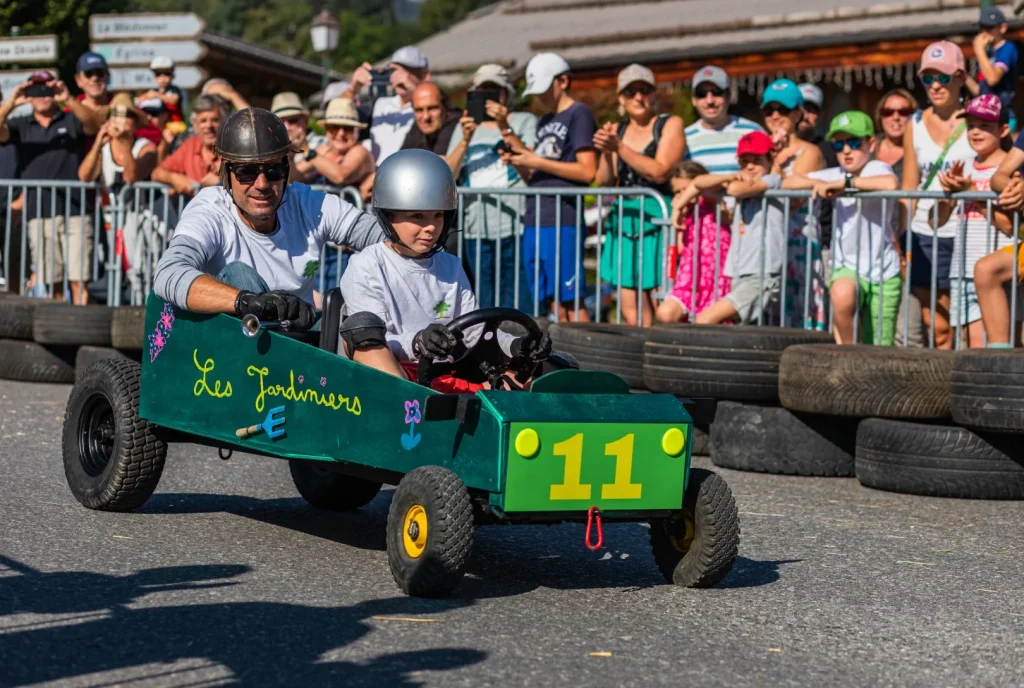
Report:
0,555,483,687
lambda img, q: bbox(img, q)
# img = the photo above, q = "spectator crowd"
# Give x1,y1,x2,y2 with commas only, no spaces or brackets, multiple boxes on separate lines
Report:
2,5,1024,350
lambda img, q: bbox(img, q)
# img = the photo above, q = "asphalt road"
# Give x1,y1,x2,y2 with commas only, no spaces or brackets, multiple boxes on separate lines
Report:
1,380,1023,687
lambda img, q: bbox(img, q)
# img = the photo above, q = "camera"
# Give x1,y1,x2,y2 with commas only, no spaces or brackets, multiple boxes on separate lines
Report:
369,68,394,102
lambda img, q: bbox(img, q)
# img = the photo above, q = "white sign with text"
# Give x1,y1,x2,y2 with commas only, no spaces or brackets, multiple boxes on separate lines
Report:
89,14,206,40
108,65,206,91
0,36,58,64
91,41,206,66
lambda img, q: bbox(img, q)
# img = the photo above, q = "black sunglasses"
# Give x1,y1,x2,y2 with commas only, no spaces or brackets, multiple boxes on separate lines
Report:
153,70,174,78
84,69,108,80
694,85,724,99
762,103,793,116
621,83,655,98
230,162,287,184
829,138,866,152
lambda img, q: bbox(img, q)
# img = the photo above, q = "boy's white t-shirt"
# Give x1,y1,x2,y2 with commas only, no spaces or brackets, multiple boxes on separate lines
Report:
949,160,1013,279
341,242,514,362
808,161,901,284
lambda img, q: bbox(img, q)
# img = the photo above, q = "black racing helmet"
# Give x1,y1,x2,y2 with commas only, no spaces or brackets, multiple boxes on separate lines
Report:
216,107,295,164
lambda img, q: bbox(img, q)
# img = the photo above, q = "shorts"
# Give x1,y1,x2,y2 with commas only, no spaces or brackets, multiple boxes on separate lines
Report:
523,225,587,305
399,361,486,395
999,243,1024,280
724,273,781,324
830,267,902,345
908,231,953,290
952,276,1024,327
27,215,94,284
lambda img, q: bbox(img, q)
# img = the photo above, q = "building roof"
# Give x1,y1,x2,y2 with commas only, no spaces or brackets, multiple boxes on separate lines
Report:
418,0,1018,85
201,32,345,82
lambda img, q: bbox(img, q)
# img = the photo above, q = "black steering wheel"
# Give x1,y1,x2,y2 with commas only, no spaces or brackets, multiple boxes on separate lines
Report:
416,307,544,390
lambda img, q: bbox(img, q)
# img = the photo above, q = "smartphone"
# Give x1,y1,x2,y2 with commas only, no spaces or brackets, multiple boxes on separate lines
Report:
494,140,512,155
24,83,54,98
467,89,500,124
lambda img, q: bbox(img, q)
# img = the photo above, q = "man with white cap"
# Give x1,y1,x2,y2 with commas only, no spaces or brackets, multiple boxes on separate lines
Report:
344,45,431,164
796,82,838,168
684,65,764,175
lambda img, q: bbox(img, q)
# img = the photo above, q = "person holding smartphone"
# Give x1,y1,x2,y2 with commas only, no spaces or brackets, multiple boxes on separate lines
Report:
445,64,538,309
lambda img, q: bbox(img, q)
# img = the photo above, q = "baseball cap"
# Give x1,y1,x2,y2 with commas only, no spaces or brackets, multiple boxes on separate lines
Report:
27,71,53,84
980,6,1007,27
522,52,571,96
322,81,351,103
826,111,875,140
692,65,729,90
761,79,804,109
150,56,175,71
137,97,166,115
472,63,516,101
798,83,824,109
736,131,774,157
76,52,108,74
617,63,655,93
271,91,308,118
918,41,965,75
958,94,1007,123
390,45,428,70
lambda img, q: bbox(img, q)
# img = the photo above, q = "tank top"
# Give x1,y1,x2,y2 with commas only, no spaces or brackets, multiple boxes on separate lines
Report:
616,114,672,195
910,111,975,239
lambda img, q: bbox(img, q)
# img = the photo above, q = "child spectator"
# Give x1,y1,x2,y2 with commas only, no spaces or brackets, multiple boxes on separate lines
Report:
784,111,902,345
673,131,785,324
135,57,183,123
968,7,1018,127
501,52,597,322
925,95,1018,348
975,199,1024,347
656,160,732,323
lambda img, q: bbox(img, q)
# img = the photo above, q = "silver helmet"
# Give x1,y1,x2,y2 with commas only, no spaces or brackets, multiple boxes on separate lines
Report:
372,149,458,255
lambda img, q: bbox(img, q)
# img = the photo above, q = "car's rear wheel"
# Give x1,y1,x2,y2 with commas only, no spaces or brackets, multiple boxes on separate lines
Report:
288,460,382,511
649,468,739,587
386,466,473,597
62,359,167,511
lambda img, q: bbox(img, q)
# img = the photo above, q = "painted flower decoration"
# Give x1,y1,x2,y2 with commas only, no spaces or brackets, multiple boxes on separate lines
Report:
297,375,304,384
320,377,326,387
404,400,421,425
158,305,175,331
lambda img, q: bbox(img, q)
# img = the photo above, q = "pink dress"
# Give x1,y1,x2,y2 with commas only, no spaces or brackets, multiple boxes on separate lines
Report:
669,199,732,316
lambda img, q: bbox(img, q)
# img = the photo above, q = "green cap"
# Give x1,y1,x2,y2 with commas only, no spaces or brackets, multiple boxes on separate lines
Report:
826,110,875,141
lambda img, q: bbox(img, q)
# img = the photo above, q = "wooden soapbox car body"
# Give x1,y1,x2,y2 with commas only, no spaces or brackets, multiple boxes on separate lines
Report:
61,291,740,596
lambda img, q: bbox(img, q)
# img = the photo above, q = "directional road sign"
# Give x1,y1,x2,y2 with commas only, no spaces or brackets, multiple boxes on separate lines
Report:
0,69,57,97
108,65,207,91
90,40,207,66
0,36,58,64
90,13,206,41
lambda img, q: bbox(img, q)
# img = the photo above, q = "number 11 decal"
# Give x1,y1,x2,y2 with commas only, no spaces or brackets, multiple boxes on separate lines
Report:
602,434,642,499
549,433,642,501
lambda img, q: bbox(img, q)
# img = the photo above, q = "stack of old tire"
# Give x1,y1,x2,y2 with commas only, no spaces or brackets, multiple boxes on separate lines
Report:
778,345,1024,499
0,294,144,384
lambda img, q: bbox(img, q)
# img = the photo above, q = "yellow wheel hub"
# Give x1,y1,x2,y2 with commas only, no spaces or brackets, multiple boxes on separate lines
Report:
668,506,696,553
402,504,428,558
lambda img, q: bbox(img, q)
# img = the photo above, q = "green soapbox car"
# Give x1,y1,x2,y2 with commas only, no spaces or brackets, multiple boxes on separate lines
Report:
61,290,740,596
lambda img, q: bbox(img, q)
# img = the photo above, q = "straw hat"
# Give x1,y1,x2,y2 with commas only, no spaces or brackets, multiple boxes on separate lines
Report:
108,92,144,121
271,91,308,119
317,98,367,128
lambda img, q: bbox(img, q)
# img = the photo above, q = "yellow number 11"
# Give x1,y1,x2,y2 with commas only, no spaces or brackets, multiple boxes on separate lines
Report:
549,433,642,501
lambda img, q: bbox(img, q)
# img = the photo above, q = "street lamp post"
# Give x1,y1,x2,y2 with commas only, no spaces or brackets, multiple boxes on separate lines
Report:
310,8,340,99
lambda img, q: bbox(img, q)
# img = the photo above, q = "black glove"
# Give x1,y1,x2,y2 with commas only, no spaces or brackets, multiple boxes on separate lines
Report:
413,323,457,359
510,330,552,363
235,290,317,331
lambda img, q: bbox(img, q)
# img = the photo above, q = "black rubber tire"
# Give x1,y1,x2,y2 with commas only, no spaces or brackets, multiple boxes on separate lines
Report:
75,346,140,379
709,401,857,476
0,295,40,340
549,323,647,389
33,304,114,346
649,468,740,587
951,350,1024,433
110,306,146,350
0,339,76,383
643,325,833,403
779,344,954,419
691,424,710,456
856,418,1024,500
62,358,168,511
386,465,473,597
288,460,383,511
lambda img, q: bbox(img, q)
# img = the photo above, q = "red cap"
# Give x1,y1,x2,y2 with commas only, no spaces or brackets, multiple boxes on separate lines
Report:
27,71,52,84
736,131,774,158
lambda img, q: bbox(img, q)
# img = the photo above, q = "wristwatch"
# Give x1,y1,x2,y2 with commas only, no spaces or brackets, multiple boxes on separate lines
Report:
501,128,514,137
844,172,855,191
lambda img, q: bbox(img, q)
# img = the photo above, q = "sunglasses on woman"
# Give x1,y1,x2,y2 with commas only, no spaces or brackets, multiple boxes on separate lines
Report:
880,107,915,118
230,162,287,184
621,83,655,98
829,138,866,152
761,103,793,116
325,124,357,135
920,73,953,87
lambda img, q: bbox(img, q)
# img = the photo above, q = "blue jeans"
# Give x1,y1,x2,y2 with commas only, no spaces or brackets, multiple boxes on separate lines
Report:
461,237,533,312
218,261,321,331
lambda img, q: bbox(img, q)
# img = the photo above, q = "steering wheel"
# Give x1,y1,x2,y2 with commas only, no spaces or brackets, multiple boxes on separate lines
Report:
416,307,544,390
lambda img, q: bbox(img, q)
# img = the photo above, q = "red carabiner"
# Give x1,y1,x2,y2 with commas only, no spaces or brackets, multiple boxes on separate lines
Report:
585,506,604,551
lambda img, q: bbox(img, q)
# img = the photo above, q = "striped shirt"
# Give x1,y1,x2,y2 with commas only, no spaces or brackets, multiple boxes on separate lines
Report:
684,116,765,174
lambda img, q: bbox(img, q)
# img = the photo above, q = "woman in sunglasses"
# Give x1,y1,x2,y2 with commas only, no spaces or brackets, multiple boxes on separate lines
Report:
901,41,975,349
873,89,919,184
761,78,827,331
594,63,686,326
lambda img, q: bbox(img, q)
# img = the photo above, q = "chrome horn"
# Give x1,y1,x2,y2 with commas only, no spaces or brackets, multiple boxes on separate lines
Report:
240,314,281,338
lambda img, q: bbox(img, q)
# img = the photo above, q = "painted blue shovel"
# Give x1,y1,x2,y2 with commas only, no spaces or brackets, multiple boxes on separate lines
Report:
235,406,286,440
